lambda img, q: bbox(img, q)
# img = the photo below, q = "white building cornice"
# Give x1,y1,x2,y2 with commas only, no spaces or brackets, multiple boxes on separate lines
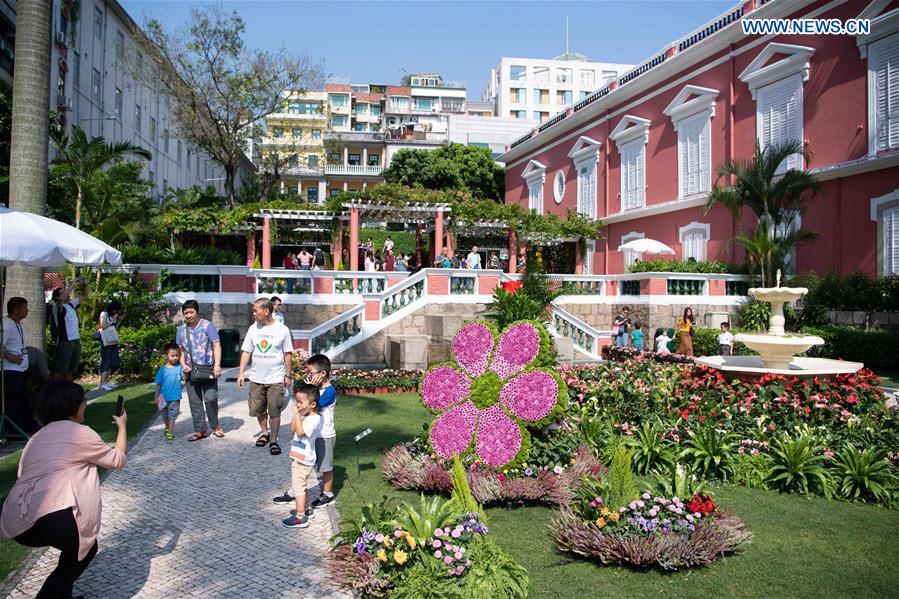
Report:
521,159,547,183
856,1,899,58
738,42,815,99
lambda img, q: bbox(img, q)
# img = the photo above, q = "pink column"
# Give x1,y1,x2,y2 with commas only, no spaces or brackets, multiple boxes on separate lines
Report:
261,216,271,270
574,240,583,274
415,223,423,269
508,229,517,274
349,207,360,272
246,232,257,267
334,220,344,270
444,223,454,256
434,210,444,259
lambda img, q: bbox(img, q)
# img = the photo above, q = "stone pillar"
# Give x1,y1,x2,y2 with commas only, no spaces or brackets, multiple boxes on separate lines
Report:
261,216,272,270
343,146,349,165
343,181,348,191
362,147,368,167
297,180,302,196
317,179,326,204
508,229,517,274
349,207,360,272
246,232,256,267
362,181,367,191
279,180,285,194
434,209,444,260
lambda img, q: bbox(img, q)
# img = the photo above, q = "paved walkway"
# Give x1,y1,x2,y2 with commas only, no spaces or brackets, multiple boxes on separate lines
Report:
5,369,351,599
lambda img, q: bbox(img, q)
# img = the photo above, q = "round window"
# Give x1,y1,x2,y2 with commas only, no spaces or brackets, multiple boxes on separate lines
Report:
553,171,565,204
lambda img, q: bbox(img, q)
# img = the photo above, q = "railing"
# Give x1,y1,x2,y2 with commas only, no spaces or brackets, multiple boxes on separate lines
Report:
509,131,534,150
573,85,613,112
380,271,427,317
160,273,220,293
620,280,641,295
549,275,605,295
726,280,751,296
301,306,364,355
538,111,567,132
334,272,388,295
667,278,706,295
618,50,669,86
255,271,313,295
324,164,384,176
677,6,744,52
449,271,477,295
550,303,606,359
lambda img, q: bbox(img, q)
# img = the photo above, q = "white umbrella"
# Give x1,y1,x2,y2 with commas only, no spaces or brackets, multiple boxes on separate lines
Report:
0,206,122,267
617,238,675,255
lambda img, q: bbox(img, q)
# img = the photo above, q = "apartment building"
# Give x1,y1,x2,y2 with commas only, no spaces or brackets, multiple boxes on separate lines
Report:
482,55,634,124
500,0,899,278
28,0,250,201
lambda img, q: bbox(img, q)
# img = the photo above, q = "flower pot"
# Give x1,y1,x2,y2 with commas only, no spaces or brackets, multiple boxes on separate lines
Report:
376,387,388,394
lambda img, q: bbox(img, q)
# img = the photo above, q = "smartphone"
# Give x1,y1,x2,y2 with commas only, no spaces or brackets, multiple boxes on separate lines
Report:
115,395,125,417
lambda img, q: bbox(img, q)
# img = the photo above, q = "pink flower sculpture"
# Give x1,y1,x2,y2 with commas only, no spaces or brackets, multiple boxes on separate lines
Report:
421,321,564,467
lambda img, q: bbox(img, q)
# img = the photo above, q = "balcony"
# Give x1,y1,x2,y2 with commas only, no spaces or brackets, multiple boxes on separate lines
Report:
324,131,385,142
325,164,384,176
270,112,326,121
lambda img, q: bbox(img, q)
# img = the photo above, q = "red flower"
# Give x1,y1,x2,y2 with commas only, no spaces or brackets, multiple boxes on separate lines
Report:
698,416,705,423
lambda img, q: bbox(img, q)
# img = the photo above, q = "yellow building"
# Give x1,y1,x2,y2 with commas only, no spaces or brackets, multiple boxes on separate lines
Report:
261,90,328,203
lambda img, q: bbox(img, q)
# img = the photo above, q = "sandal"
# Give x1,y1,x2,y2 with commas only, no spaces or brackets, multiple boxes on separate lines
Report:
255,433,270,447
213,427,225,438
188,431,208,442
269,441,282,455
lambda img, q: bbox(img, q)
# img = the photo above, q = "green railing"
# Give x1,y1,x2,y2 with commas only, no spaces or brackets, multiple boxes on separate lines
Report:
160,273,220,293
335,275,386,294
311,312,362,354
667,278,705,295
726,280,751,296
449,274,477,295
383,279,425,316
620,280,640,295
257,276,312,295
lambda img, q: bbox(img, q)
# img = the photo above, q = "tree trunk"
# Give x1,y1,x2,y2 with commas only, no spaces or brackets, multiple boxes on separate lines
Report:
7,0,52,353
225,165,236,208
75,185,82,230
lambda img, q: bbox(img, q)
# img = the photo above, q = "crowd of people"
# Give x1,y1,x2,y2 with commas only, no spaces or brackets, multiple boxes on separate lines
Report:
0,295,340,595
610,306,734,357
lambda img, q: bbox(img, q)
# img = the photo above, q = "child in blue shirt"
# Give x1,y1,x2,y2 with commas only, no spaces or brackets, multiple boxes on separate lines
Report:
631,321,645,352
154,342,183,442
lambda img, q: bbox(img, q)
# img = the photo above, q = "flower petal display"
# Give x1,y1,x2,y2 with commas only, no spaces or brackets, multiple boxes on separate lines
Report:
500,370,559,422
452,322,495,378
430,401,479,459
475,405,522,467
490,322,541,379
421,365,471,411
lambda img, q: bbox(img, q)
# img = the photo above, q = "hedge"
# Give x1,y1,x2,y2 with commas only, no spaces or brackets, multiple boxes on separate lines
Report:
628,258,746,274
687,328,756,356
802,325,899,372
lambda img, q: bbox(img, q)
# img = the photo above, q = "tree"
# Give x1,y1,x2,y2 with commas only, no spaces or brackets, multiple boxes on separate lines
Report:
51,126,151,229
6,0,53,351
706,141,819,285
136,6,324,206
383,143,504,200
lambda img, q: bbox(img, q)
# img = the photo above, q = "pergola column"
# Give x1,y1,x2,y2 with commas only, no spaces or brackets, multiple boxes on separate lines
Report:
334,220,344,270
262,215,272,270
575,240,584,274
349,207,360,271
415,223,423,268
246,232,257,267
518,239,527,273
362,147,368,167
444,222,454,256
434,209,444,259
508,229,517,274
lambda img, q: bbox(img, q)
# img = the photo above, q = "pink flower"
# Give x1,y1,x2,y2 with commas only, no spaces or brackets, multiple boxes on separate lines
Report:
421,321,563,467
435,550,443,558
432,539,442,548
444,556,454,564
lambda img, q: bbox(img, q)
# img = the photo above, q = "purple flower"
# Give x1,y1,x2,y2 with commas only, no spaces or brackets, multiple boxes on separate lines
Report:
374,533,384,543
525,467,534,476
451,530,461,538
432,539,442,548
435,550,443,558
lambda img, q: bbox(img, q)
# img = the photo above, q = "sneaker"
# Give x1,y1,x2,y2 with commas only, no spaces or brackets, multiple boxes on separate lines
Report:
310,494,335,509
164,430,175,442
282,514,310,528
289,507,315,519
272,491,295,505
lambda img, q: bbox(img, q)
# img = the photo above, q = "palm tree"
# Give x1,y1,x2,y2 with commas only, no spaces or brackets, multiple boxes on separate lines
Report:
6,0,53,351
707,140,819,285
52,126,151,229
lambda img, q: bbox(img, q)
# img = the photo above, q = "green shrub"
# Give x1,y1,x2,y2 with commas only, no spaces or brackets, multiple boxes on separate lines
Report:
679,426,736,480
766,435,831,495
121,245,243,265
607,446,639,510
691,328,756,356
624,420,675,475
67,324,177,380
802,325,899,371
830,445,897,504
802,271,899,312
359,227,427,258
455,535,529,599
738,300,771,332
628,258,745,274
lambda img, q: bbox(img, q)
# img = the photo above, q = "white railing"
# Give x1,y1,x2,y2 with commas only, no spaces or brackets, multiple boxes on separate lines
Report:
550,302,608,360
293,305,365,356
334,272,390,295
449,271,478,295
255,269,314,295
376,270,428,318
324,164,384,176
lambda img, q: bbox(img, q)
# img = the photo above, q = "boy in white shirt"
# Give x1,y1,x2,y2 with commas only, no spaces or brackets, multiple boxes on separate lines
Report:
718,322,735,356
655,328,672,355
282,384,321,529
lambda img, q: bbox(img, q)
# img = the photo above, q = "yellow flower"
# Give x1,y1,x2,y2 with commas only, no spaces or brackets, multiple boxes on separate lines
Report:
384,537,393,548
377,549,387,562
595,517,606,528
393,549,408,565
610,512,620,522
407,537,417,550
600,507,611,517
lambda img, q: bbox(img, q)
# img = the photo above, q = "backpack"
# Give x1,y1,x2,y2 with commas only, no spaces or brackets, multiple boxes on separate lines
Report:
49,304,69,343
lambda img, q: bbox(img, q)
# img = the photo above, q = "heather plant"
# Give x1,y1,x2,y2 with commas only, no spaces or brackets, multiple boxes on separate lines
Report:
830,445,897,504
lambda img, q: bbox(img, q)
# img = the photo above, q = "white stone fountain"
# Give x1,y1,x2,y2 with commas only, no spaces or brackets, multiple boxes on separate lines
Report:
695,270,863,378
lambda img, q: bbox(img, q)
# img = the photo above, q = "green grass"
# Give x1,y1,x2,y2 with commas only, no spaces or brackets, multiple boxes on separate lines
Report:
332,392,899,599
0,384,157,583
874,369,899,389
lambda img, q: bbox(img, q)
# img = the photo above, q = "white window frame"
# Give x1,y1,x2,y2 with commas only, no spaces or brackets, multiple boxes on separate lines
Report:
664,85,718,199
567,136,601,219
575,159,597,219
610,115,650,212
553,171,566,204
871,188,899,275
867,32,899,154
620,231,645,270
521,160,547,215
755,75,804,174
883,207,899,275
678,221,711,262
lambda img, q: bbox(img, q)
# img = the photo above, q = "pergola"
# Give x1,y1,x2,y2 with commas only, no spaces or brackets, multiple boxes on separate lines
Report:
251,208,347,269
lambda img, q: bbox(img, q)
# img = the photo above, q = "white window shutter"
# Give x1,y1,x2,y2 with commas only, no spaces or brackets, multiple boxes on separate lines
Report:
635,143,645,208
698,117,710,192
885,208,899,275
621,141,644,210
758,78,802,172
874,36,899,151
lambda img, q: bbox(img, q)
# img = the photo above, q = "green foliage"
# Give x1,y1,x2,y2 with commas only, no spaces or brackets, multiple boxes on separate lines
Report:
691,328,756,356
77,271,167,329
481,289,544,330
607,446,639,510
529,428,579,470
359,227,427,258
679,426,737,480
121,245,243,265
830,445,897,504
447,455,483,518
389,558,464,599
383,143,504,200
738,300,772,332
728,452,773,490
336,495,398,547
628,258,744,274
766,435,831,495
454,535,529,599
802,271,899,313
469,371,502,410
802,325,899,371
624,420,675,475
652,462,709,498
69,324,176,380
392,495,463,547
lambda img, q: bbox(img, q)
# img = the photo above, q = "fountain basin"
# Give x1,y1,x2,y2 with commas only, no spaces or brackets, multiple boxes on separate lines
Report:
747,286,808,303
694,355,863,379
734,332,824,370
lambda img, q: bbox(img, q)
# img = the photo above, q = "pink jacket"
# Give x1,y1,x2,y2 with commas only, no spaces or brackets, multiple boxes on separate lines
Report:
1,420,126,560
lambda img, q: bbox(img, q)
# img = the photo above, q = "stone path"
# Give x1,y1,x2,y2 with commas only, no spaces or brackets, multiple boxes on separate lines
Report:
4,369,351,599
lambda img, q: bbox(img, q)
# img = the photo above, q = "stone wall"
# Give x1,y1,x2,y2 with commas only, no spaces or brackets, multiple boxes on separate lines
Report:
160,302,355,333
560,301,742,336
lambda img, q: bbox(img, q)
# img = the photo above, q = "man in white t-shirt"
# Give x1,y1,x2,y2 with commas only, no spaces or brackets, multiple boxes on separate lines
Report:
237,297,294,455
383,236,394,255
50,280,88,381
2,297,36,434
467,245,482,270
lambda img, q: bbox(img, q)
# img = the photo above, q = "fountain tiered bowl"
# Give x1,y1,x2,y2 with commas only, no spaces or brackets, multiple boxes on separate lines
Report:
694,279,863,379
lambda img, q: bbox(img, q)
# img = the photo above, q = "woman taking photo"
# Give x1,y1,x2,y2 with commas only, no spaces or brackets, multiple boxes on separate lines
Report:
1,382,127,598
676,307,696,356
97,300,123,391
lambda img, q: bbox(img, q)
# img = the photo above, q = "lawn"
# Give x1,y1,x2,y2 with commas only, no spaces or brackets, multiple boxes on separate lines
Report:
0,383,158,583
332,392,899,599
874,369,899,389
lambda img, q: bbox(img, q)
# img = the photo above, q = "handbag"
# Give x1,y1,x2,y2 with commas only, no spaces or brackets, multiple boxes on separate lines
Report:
184,323,215,383
100,326,119,346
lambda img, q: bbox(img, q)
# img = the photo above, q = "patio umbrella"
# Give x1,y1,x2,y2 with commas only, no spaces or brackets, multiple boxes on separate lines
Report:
0,207,122,442
617,238,675,255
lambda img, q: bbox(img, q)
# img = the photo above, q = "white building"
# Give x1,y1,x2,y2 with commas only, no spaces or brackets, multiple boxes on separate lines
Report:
481,54,634,124
48,0,250,200
447,113,538,158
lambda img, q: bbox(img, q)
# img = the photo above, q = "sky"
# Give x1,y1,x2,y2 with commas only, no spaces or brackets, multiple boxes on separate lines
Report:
119,0,736,99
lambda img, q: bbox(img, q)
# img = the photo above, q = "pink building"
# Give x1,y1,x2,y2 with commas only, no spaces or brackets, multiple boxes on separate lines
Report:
500,0,899,277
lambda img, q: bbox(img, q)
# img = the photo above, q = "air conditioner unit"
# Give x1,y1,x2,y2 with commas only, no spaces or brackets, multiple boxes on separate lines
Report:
55,31,67,47
57,95,72,111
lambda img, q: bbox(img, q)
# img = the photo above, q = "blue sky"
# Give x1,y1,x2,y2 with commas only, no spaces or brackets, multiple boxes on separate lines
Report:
120,1,735,99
